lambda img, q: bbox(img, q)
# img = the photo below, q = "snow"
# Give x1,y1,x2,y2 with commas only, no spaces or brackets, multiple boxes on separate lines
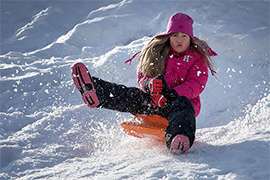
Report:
0,0,269,179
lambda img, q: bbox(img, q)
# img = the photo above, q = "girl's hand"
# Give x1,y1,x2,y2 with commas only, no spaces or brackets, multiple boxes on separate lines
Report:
151,93,167,107
145,74,164,94
149,78,163,94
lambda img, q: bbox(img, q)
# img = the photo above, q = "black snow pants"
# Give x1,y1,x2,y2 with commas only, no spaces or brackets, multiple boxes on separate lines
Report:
92,77,196,148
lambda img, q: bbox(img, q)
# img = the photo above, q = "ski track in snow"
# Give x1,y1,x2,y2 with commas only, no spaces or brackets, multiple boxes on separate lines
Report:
0,1,269,179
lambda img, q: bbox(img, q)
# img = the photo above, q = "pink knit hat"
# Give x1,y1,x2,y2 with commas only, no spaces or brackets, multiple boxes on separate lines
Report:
157,13,194,39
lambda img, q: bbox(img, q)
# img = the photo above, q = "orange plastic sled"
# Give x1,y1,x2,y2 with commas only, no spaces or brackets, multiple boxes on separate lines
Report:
121,114,168,141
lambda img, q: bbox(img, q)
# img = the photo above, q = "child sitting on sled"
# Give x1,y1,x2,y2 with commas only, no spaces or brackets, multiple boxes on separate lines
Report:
72,12,217,154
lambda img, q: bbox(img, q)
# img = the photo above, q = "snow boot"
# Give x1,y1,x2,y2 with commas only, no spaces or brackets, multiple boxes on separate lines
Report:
72,62,100,108
169,134,190,154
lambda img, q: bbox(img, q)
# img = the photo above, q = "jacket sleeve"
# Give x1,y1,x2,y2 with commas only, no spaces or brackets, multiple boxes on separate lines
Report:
137,72,152,92
173,59,209,99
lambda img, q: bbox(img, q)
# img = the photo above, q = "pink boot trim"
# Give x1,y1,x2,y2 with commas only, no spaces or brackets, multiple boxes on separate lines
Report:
170,134,190,154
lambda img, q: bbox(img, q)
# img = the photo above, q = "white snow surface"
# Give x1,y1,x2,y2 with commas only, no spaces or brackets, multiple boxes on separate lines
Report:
0,0,269,179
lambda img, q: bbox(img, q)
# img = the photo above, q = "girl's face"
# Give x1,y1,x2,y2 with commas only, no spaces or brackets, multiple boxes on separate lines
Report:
169,32,191,53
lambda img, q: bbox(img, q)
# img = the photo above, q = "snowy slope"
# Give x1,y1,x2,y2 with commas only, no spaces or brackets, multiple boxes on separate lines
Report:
0,0,269,179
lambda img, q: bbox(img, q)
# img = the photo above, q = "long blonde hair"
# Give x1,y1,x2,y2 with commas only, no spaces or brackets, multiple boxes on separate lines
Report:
137,34,216,77
191,37,216,75
137,35,171,77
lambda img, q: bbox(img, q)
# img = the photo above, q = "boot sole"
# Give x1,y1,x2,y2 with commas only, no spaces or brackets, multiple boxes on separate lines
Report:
170,134,190,154
72,62,99,108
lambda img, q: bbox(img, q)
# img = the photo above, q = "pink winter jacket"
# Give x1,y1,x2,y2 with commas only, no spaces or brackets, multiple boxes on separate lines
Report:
138,48,210,117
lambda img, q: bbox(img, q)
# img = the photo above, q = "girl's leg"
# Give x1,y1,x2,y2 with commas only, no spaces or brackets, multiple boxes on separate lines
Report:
92,77,167,116
165,96,196,152
73,63,193,154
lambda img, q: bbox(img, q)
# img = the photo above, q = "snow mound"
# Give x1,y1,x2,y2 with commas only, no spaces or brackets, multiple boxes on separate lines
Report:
0,0,269,179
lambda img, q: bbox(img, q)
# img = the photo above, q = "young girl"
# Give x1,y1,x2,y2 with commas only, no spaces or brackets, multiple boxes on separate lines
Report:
72,13,217,154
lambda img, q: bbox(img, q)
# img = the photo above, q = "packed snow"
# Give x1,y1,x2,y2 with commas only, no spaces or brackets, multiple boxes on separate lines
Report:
0,0,269,179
